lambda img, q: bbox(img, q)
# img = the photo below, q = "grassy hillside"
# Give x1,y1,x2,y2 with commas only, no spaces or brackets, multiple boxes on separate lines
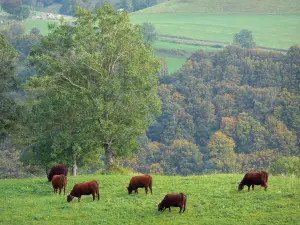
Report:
0,174,299,225
137,0,300,14
131,0,300,50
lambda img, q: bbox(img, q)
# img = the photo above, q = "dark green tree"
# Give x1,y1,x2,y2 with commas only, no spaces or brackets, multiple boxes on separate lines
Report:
142,22,157,44
233,29,256,49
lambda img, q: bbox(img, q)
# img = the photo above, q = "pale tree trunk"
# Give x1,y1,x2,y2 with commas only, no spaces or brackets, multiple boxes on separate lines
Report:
72,154,78,176
105,143,114,170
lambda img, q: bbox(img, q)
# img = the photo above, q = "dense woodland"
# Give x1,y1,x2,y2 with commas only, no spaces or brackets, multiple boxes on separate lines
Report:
0,4,300,178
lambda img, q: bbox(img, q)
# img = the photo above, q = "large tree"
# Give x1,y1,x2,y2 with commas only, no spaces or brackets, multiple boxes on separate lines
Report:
0,34,19,140
27,4,161,171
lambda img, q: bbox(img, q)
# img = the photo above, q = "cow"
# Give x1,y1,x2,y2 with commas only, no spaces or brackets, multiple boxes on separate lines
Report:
67,180,100,202
158,193,187,214
51,174,67,195
238,171,269,192
47,164,68,182
127,174,152,195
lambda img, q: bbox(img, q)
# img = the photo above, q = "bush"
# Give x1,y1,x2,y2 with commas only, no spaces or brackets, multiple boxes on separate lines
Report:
270,156,300,176
30,27,40,35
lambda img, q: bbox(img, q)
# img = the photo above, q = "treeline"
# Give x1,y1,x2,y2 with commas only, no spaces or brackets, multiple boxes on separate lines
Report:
125,45,300,175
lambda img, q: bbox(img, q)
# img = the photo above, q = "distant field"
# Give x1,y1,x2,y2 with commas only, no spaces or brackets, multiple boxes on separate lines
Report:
24,19,59,35
153,41,219,53
0,174,299,225
131,13,300,49
139,0,300,14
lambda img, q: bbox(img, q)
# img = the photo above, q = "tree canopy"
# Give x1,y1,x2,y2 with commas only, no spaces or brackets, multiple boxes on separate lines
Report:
25,4,161,172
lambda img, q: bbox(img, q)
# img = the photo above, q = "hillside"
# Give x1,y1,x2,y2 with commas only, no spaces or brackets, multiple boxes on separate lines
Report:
131,0,300,50
0,174,299,224
137,0,300,14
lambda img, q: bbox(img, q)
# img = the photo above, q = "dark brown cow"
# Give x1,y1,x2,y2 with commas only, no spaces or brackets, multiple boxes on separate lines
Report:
127,175,152,195
67,180,100,202
238,171,269,192
158,193,187,214
47,164,68,182
51,174,67,195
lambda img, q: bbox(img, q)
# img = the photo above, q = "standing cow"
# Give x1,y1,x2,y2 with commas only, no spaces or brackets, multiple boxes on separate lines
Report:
51,174,67,195
47,164,68,182
158,193,187,214
67,180,100,202
127,175,153,195
238,171,269,192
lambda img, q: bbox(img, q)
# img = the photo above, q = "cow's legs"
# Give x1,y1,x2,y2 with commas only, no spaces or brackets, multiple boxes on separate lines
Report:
252,184,254,191
97,191,100,200
59,188,62,195
169,207,171,211
247,185,250,192
264,184,268,191
92,192,95,201
63,186,65,195
145,186,148,194
149,186,153,195
179,207,182,214
78,196,81,202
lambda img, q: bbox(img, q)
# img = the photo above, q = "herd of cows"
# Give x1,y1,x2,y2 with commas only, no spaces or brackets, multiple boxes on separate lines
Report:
47,164,269,214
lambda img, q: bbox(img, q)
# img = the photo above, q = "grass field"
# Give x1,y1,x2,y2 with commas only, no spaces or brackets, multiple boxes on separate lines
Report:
131,13,300,49
0,174,299,225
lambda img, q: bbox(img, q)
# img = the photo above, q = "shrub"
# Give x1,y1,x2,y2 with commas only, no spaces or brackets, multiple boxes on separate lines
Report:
270,156,300,176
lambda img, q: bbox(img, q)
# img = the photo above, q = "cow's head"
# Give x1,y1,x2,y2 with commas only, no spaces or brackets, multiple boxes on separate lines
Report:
157,203,163,211
238,182,244,191
127,186,133,194
67,194,74,202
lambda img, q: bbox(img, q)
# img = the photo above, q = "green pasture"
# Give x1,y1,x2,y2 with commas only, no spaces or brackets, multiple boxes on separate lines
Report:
153,41,219,53
131,13,300,49
0,174,299,225
24,19,59,35
139,0,300,14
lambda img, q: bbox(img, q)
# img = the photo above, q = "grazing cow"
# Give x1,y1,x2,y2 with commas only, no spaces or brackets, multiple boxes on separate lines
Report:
158,193,187,214
238,171,269,192
127,175,152,195
51,174,67,195
47,164,68,182
67,180,100,202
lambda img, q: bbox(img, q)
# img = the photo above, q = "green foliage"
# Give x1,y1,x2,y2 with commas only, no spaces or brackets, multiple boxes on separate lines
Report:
0,33,19,140
233,29,256,49
1,0,22,15
30,26,40,34
270,156,300,176
26,4,161,170
142,22,157,44
0,174,299,224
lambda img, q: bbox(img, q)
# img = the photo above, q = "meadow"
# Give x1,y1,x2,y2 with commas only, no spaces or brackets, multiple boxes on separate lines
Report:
0,174,299,225
131,13,300,50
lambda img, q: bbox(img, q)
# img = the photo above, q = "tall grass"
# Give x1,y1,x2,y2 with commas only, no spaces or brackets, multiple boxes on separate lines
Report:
0,174,299,225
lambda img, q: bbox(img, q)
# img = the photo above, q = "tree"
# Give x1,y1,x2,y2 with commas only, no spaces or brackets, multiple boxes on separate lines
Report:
28,4,161,170
30,27,40,35
2,0,22,15
207,131,237,172
0,34,19,140
142,22,157,44
233,29,256,49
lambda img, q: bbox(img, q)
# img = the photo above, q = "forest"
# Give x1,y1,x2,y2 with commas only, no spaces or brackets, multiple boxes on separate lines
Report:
0,3,300,178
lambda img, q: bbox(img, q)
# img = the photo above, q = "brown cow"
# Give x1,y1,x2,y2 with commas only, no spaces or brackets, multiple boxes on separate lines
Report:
127,175,152,195
47,164,68,182
51,174,67,195
238,171,269,192
158,193,187,214
67,180,100,202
